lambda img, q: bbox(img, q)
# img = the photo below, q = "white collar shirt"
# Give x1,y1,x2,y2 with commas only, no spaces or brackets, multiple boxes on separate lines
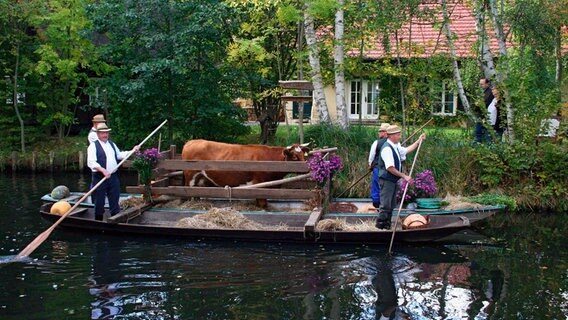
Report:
380,139,402,170
88,127,98,144
87,139,126,173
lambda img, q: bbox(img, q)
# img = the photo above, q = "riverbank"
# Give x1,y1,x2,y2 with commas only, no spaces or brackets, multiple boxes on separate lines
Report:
2,125,567,213
0,137,88,172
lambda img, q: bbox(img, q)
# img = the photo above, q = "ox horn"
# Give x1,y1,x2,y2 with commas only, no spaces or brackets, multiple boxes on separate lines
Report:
300,142,310,147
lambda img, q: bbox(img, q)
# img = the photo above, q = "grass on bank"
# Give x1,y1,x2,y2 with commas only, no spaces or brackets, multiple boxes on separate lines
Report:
2,123,566,212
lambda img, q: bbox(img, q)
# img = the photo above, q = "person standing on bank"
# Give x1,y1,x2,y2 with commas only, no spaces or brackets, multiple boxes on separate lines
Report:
475,78,494,143
376,125,426,230
87,123,140,221
487,86,504,142
368,123,390,210
88,114,106,144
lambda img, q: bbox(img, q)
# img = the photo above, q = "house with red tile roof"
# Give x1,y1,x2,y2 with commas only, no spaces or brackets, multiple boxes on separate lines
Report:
302,1,509,124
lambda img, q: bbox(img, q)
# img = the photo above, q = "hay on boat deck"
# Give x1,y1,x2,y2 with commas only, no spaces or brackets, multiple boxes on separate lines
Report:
316,218,377,231
442,194,484,210
120,196,145,209
153,199,214,210
153,198,267,212
176,207,289,230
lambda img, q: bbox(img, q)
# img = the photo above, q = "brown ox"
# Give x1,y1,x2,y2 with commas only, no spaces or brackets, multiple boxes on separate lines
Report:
181,139,310,207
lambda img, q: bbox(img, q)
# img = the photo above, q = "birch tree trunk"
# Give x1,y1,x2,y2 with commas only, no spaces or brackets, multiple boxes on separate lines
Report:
488,0,515,141
304,6,330,124
334,0,348,129
474,0,496,79
555,26,563,87
441,0,474,122
12,43,26,153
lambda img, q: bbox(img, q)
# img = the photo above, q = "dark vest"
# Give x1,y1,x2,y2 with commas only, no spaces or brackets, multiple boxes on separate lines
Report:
378,142,401,182
94,140,120,173
372,138,388,167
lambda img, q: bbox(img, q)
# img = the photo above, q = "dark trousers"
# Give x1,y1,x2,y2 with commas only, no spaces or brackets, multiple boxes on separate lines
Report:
371,167,381,208
92,173,121,219
377,178,399,227
474,122,486,143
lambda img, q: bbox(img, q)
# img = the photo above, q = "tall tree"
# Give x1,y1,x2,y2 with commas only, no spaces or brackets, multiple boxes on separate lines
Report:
474,0,496,79
441,0,474,121
0,0,41,152
487,0,515,141
32,0,106,141
225,0,300,143
304,1,330,124
334,0,348,129
88,0,247,146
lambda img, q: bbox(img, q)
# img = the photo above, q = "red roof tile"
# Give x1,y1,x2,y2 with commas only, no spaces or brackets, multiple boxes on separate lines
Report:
362,1,505,59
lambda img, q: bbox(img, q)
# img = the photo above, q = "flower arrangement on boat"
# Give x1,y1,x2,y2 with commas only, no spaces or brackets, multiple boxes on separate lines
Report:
131,148,162,201
397,169,437,203
307,152,343,187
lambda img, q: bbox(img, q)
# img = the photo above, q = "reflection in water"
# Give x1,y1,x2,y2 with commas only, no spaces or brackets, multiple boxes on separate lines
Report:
371,257,397,320
89,241,174,320
11,172,563,319
345,250,504,320
89,241,123,319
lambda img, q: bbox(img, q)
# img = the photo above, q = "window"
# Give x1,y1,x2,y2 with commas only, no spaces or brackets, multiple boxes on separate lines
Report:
350,80,361,115
432,80,457,116
348,80,380,119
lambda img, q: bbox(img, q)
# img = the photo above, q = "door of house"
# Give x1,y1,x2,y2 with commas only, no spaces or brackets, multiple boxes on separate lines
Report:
348,80,380,120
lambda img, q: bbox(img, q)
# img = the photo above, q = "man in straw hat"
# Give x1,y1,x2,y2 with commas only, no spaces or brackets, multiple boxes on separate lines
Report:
376,125,425,230
88,114,106,144
87,123,140,221
368,122,390,209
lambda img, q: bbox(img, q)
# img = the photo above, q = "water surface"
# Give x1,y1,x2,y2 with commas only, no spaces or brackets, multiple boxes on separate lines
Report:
0,172,566,319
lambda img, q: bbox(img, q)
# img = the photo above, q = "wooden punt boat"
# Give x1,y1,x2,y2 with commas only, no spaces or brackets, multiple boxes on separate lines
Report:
39,202,471,244
41,193,503,224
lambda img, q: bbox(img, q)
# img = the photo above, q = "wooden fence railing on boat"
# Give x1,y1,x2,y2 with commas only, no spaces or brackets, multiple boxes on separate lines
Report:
125,144,331,202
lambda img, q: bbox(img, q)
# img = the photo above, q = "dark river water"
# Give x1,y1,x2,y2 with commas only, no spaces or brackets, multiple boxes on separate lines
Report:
0,172,566,319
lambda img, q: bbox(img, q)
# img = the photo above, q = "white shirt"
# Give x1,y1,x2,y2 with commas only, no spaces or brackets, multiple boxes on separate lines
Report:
368,140,379,166
369,139,408,166
380,139,408,170
87,139,129,173
87,128,98,144
487,98,497,126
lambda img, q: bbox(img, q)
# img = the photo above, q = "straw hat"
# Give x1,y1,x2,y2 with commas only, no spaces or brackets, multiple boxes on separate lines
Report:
96,123,112,132
92,114,106,123
379,123,390,132
386,125,401,135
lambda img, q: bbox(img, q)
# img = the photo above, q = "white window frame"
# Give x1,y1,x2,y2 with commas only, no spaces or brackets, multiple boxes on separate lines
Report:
432,80,457,116
348,80,380,120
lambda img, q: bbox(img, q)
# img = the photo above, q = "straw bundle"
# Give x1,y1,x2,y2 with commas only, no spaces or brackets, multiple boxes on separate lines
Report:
154,199,214,210
442,194,484,210
176,207,288,230
120,196,145,209
316,218,377,231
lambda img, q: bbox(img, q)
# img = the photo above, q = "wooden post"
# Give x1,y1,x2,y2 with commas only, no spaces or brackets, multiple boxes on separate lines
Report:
169,145,176,160
49,151,55,171
78,151,84,171
11,151,17,172
32,151,37,172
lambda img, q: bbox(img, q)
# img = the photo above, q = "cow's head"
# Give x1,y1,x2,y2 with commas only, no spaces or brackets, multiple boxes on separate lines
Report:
283,143,310,161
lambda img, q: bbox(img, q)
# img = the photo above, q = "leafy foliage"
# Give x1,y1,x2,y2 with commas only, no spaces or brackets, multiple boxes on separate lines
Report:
467,193,518,211
87,0,249,147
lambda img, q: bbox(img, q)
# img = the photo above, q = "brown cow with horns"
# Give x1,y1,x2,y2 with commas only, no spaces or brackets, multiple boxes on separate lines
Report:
181,139,310,207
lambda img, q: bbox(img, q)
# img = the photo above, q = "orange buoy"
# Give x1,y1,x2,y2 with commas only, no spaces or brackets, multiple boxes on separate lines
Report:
50,201,71,215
